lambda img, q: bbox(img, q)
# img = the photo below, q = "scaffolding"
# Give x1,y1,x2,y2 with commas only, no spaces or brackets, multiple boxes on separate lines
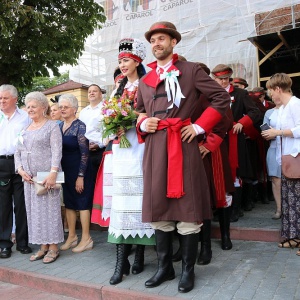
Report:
70,0,300,93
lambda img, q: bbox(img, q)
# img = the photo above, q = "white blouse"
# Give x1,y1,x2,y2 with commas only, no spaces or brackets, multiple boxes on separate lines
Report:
276,96,300,164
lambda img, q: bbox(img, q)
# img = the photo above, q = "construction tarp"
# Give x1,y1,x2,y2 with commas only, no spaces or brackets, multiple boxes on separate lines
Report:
70,0,300,92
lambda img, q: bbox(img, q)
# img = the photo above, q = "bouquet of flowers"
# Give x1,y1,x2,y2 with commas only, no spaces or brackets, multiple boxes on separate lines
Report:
101,96,137,148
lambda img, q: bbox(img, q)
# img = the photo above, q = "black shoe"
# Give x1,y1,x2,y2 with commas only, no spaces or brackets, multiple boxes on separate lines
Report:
0,248,12,258
16,246,32,254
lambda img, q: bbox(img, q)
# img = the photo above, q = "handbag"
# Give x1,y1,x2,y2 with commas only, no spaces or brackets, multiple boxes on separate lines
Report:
281,154,300,179
32,176,62,196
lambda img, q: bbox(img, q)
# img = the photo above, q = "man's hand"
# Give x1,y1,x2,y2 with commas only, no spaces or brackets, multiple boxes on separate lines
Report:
199,145,211,159
181,125,196,143
136,112,147,123
89,142,99,151
145,117,160,133
232,123,243,134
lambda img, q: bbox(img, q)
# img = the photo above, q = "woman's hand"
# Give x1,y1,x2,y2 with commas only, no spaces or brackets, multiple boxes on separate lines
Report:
42,172,57,190
75,177,84,194
18,169,33,183
117,128,125,137
261,127,278,140
199,145,211,159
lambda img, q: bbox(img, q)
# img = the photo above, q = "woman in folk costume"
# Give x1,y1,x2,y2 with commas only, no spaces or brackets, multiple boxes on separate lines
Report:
91,68,125,228
108,38,155,285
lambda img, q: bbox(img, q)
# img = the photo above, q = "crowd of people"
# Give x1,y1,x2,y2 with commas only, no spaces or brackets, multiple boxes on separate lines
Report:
1,21,300,294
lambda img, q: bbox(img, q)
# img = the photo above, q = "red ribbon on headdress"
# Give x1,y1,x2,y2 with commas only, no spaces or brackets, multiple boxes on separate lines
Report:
213,70,231,77
118,52,142,63
157,118,190,198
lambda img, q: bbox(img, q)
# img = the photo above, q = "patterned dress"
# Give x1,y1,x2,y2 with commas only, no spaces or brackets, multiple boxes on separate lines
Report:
107,80,155,245
277,96,300,239
15,120,64,245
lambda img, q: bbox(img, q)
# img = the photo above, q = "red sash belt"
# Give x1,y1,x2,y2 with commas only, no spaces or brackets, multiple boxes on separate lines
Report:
157,118,191,198
228,125,238,180
211,148,226,208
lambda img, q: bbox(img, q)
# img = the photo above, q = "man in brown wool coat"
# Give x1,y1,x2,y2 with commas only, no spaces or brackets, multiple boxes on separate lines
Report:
136,21,230,293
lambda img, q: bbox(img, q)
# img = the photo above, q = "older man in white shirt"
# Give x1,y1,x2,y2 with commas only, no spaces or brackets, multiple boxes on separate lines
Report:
79,84,107,185
0,84,32,258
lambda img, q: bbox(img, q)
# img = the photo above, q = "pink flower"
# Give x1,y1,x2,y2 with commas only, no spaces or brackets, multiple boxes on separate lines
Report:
121,110,128,116
105,109,115,116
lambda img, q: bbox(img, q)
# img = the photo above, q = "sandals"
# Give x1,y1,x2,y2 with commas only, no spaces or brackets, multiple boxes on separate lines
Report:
43,249,59,264
272,211,281,220
30,249,48,262
278,238,300,248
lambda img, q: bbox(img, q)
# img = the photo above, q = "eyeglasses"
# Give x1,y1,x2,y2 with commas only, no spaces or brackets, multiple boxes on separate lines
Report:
58,106,72,110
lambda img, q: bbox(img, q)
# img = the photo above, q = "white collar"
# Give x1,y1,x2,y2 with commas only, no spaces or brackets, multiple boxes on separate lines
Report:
124,79,139,91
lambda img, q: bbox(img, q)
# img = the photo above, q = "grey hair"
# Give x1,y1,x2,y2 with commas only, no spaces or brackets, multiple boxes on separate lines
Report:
0,84,18,98
25,91,49,109
58,93,78,110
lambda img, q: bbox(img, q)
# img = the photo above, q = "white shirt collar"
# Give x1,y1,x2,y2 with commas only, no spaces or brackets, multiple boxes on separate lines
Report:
156,59,173,74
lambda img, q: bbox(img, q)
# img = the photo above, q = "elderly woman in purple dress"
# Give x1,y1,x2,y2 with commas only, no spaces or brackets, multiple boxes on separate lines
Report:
15,91,63,264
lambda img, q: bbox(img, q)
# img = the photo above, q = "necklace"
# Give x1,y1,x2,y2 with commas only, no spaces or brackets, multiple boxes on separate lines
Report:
63,118,76,132
30,118,47,129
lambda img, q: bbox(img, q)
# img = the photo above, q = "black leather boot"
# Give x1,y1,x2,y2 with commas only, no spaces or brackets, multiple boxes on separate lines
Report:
242,183,253,211
219,207,233,250
172,231,182,262
110,244,131,285
178,233,198,293
197,219,212,265
131,245,145,274
230,187,242,222
172,245,182,262
267,180,275,202
257,182,269,204
145,230,175,288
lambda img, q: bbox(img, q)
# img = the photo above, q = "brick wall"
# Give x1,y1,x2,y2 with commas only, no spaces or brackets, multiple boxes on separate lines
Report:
255,4,300,35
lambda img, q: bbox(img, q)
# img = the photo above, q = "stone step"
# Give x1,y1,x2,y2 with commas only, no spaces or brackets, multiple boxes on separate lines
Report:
211,223,280,242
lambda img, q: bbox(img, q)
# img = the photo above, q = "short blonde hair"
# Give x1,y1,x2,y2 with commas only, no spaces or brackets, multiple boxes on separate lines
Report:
266,73,292,93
